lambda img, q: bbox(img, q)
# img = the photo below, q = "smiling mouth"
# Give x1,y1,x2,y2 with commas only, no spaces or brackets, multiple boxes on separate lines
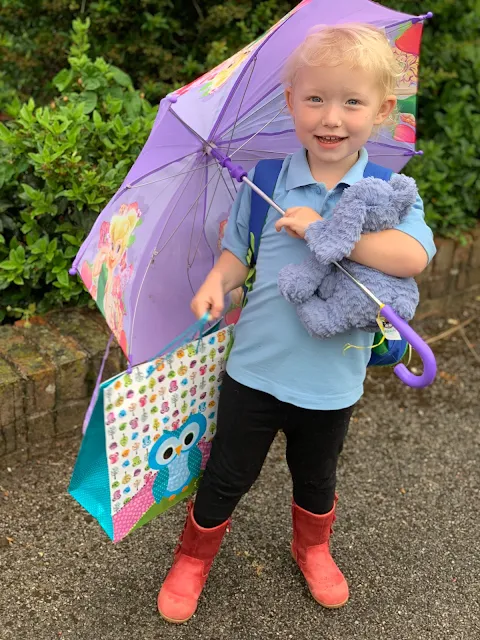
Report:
315,135,347,144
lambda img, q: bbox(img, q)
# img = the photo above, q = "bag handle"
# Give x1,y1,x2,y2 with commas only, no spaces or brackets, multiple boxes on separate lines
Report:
145,312,211,378
82,334,114,435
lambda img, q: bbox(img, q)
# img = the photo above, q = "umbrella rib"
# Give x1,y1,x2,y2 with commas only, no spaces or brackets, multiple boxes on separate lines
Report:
209,8,297,142
218,87,286,141
132,160,220,189
186,169,224,299
128,159,206,357
368,152,417,157
225,57,257,158
185,161,223,269
188,158,237,269
215,145,293,155
169,104,210,147
152,162,223,257
226,105,288,158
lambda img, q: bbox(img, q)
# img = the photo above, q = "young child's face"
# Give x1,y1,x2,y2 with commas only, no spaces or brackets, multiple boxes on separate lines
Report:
285,63,396,171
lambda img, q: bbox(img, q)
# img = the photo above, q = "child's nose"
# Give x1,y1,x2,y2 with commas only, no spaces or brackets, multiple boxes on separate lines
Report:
321,106,341,128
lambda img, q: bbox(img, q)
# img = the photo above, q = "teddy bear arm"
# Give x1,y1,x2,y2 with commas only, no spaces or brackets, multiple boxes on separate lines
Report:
278,255,331,305
297,295,351,338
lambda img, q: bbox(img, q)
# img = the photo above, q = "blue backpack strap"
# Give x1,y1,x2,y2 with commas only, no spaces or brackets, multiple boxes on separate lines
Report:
363,161,393,181
248,158,284,267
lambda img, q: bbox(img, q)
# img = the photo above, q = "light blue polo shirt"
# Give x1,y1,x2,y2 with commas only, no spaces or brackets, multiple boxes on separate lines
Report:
222,148,436,410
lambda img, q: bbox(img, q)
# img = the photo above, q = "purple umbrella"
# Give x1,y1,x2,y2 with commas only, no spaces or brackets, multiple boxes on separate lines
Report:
70,0,435,386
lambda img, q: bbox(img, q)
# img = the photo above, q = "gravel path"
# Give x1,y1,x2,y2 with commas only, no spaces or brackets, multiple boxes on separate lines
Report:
1,301,479,640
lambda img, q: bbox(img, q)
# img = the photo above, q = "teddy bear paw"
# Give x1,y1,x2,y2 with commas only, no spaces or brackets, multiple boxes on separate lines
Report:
278,265,317,304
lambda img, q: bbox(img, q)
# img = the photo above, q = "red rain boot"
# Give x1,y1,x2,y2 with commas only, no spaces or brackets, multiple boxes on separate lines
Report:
291,497,349,608
158,502,229,624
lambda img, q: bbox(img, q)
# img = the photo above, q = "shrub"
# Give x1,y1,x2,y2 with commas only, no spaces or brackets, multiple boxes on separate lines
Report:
0,18,156,322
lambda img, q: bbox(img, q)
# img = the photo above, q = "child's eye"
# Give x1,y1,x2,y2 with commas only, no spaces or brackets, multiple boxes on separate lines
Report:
309,96,322,103
346,99,360,106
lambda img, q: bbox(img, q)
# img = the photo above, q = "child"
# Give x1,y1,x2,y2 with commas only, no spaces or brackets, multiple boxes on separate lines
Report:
157,24,436,623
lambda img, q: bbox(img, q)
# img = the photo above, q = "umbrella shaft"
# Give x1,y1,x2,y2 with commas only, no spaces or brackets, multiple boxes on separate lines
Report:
242,176,383,308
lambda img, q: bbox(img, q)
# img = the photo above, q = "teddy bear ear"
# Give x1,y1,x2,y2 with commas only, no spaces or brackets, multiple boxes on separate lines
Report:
388,174,418,214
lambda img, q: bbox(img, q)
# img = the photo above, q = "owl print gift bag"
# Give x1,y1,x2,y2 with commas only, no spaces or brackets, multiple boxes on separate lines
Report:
69,323,233,542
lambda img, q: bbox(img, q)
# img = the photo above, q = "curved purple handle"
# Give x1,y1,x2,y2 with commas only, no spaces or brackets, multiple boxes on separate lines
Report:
381,305,437,388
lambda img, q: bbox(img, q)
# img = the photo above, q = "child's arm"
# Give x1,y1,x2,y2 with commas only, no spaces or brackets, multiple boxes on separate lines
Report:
349,230,427,277
275,194,436,278
191,251,248,320
192,170,254,320
350,192,436,276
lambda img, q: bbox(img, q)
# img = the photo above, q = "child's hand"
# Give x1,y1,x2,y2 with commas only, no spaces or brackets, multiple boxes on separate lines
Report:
275,206,323,239
191,278,224,321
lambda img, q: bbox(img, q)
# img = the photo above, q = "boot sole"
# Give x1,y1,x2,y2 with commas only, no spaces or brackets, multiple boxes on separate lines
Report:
159,609,194,624
290,544,349,609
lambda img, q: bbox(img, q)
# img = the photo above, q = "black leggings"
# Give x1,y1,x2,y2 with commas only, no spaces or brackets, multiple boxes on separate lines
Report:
194,374,354,528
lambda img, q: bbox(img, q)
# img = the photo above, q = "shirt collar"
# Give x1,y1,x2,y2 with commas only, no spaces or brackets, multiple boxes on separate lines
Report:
285,147,369,191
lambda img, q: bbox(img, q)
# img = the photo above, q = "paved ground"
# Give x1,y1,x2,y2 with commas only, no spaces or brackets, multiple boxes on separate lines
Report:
1,300,479,640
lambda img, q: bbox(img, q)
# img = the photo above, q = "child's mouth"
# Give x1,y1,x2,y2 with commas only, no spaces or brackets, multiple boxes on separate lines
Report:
315,135,346,148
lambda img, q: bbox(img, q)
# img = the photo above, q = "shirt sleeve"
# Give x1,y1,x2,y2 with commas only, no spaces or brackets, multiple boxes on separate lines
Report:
395,192,437,263
221,168,255,266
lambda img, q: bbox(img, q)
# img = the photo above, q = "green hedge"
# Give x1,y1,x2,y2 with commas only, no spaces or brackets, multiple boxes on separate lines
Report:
0,19,156,322
0,1,479,322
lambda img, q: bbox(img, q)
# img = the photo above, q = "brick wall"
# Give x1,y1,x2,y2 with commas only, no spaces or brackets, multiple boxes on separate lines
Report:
0,308,125,464
417,226,480,317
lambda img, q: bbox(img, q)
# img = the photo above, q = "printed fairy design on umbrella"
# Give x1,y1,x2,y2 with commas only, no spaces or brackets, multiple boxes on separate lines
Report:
391,21,423,144
80,202,142,353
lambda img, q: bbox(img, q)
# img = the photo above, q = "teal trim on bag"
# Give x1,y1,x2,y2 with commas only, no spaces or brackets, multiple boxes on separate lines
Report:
68,380,115,541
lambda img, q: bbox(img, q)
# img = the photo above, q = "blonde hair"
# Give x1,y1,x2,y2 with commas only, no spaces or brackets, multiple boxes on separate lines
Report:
282,23,401,100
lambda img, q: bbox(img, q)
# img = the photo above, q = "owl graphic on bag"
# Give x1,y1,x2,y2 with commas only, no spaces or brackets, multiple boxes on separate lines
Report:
148,414,207,503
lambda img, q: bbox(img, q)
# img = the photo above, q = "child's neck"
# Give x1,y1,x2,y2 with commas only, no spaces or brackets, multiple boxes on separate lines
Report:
306,150,360,191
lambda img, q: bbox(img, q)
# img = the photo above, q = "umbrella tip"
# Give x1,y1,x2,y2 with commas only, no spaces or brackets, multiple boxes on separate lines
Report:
69,267,77,275
412,11,433,23
414,150,424,156
167,94,178,104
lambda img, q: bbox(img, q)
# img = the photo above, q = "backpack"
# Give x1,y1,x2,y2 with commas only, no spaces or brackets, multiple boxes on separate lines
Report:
243,158,409,368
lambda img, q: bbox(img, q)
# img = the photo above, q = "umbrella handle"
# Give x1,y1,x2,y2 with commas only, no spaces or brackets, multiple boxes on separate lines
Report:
380,305,436,388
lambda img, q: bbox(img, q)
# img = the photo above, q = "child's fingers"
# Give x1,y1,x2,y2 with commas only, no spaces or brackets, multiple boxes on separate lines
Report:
191,297,209,320
209,297,224,320
275,217,296,232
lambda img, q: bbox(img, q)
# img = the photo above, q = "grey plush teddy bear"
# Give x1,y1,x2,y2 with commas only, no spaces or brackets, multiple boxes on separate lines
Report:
277,174,420,338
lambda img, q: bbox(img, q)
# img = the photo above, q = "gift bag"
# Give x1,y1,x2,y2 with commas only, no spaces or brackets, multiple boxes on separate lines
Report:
69,322,233,542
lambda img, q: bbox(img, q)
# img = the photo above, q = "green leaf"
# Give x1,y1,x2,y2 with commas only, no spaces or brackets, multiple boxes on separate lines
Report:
15,246,25,263
57,270,70,287
53,68,74,92
0,260,19,271
81,91,98,114
62,234,80,245
110,66,132,88
30,237,48,254
21,184,40,201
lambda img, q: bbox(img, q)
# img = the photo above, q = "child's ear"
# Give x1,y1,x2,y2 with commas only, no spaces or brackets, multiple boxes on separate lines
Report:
285,86,295,116
374,94,397,125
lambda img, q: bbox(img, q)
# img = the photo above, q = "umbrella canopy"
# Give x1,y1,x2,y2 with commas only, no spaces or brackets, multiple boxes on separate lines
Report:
71,0,430,366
